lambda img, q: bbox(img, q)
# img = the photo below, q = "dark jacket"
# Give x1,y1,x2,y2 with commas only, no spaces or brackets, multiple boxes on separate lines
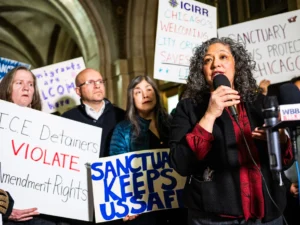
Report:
169,94,291,222
61,99,125,157
109,115,187,225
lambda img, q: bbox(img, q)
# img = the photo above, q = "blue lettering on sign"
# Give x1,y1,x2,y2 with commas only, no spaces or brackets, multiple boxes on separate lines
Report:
161,168,177,190
0,57,31,79
132,172,145,197
91,151,171,181
147,169,160,193
92,151,184,221
282,108,300,115
180,1,209,17
98,188,184,219
47,99,70,110
104,176,120,201
42,82,75,101
119,174,133,200
99,201,129,220
147,192,164,211
34,62,81,79
0,64,15,73
41,81,75,110
91,162,104,180
130,197,147,214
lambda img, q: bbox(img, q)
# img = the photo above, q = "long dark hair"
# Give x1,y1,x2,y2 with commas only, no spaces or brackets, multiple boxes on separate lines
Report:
0,66,42,110
182,37,258,103
126,75,170,137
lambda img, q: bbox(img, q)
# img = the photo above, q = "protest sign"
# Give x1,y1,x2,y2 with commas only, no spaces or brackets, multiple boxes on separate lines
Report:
0,100,101,221
154,0,217,83
218,9,300,84
31,57,85,114
91,149,186,223
0,57,31,80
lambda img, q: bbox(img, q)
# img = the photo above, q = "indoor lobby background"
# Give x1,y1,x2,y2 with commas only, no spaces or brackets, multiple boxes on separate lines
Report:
0,0,298,112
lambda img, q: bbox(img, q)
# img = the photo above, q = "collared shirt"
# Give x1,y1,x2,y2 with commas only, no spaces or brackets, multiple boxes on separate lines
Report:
84,101,105,120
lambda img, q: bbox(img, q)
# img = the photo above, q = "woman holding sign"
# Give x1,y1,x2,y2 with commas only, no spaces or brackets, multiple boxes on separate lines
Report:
169,37,293,225
0,66,57,225
110,75,187,225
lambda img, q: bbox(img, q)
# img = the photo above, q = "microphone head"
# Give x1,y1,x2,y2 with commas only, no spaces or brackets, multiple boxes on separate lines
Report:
263,96,279,109
213,74,231,90
279,83,300,105
262,96,279,119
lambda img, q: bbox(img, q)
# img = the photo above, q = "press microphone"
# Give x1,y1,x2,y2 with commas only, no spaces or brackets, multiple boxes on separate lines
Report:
213,74,238,121
262,96,282,173
279,83,300,160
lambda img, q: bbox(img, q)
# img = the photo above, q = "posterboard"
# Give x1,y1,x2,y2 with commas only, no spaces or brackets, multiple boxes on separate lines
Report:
218,10,300,84
154,0,217,83
0,100,101,221
91,149,186,223
0,57,31,80
31,57,85,114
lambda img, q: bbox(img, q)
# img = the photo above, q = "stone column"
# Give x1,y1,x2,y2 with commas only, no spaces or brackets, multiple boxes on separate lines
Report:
127,56,147,81
113,59,130,109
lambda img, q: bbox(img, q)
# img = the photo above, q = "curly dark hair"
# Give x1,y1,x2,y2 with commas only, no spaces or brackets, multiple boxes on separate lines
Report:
182,37,259,103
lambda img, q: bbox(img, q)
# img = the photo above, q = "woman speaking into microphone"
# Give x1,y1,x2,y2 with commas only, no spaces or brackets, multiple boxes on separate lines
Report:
169,37,293,225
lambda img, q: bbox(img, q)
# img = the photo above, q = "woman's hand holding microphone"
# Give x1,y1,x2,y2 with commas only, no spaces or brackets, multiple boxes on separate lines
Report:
199,86,240,133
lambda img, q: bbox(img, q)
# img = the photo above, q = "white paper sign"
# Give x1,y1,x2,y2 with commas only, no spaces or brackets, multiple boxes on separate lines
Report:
91,149,186,223
280,103,300,121
218,10,300,84
31,57,85,114
154,0,217,83
0,100,101,221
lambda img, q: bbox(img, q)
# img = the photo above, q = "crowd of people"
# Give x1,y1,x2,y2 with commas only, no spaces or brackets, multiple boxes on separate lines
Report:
1,36,300,225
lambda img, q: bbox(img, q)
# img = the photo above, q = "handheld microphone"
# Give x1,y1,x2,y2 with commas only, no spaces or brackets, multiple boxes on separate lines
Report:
213,74,238,121
262,96,282,173
279,83,300,160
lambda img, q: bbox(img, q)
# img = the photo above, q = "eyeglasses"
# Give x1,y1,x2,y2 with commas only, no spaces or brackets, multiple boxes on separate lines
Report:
77,79,105,87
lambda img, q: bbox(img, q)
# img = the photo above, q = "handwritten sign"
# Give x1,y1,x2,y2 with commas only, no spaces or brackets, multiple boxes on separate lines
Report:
0,100,101,221
91,149,186,223
218,10,300,84
0,57,31,80
31,57,85,114
154,0,217,83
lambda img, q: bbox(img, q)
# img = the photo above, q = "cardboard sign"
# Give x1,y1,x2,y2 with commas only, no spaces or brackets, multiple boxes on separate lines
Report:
91,149,186,223
154,0,217,83
31,57,85,114
218,10,300,84
0,100,101,221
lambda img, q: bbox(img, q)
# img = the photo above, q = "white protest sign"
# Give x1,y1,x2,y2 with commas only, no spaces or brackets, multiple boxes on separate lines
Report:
91,149,186,223
218,10,300,84
154,0,217,83
31,57,85,114
0,100,101,221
